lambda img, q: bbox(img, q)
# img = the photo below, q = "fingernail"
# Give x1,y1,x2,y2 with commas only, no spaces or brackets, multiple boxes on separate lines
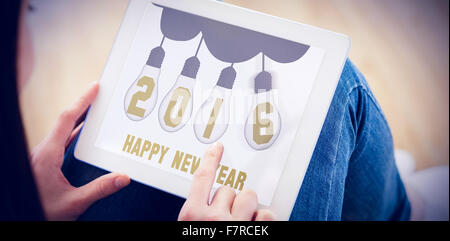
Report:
89,81,99,90
212,142,222,149
209,142,223,161
114,176,125,188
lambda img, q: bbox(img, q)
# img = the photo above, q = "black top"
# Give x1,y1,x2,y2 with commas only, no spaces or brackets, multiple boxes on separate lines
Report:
0,0,45,220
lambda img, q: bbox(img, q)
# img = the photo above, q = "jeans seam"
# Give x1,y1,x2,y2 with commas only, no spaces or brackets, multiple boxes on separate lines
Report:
366,94,392,138
325,83,364,220
325,153,339,220
345,63,392,134
347,86,368,165
348,86,393,166
323,88,355,220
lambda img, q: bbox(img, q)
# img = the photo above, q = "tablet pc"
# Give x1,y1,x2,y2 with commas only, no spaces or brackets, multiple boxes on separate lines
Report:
75,0,350,220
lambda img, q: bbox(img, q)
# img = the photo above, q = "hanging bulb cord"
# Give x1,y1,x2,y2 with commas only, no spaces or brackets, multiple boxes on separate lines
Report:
159,36,166,47
180,36,203,79
147,36,166,68
254,53,272,93
262,53,265,72
194,36,204,57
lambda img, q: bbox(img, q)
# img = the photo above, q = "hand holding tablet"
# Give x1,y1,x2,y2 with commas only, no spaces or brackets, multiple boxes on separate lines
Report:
75,0,350,220
30,83,130,220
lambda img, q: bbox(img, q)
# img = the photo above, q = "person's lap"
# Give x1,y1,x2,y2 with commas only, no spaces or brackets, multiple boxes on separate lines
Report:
62,59,410,220
289,59,410,220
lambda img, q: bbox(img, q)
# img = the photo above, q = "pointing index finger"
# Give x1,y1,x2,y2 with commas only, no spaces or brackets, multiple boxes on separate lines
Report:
187,142,223,206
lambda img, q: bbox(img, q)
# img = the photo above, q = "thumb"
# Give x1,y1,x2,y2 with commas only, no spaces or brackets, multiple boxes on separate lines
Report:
75,173,130,210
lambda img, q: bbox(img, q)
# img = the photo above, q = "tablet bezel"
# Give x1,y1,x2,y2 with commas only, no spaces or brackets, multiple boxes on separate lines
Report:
75,0,350,220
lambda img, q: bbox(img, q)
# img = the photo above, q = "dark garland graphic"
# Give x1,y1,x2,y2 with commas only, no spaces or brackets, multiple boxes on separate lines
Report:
124,5,310,150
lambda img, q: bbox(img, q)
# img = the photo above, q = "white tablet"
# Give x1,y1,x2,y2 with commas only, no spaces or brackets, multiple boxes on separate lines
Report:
75,0,350,220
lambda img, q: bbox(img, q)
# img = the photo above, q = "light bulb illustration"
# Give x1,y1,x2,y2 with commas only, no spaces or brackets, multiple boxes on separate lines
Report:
124,37,165,121
158,56,200,131
158,37,203,132
194,65,236,144
244,56,281,150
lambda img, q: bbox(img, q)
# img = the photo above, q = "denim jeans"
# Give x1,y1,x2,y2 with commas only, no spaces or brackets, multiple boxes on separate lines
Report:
62,59,410,220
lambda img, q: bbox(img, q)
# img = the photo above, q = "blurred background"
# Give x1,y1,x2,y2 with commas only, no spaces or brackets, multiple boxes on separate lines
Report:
20,0,448,218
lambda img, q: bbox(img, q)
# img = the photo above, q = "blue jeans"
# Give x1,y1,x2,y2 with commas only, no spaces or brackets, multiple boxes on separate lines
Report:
62,59,410,220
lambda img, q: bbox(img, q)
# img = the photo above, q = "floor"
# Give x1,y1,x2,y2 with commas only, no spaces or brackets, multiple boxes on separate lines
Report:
21,0,449,170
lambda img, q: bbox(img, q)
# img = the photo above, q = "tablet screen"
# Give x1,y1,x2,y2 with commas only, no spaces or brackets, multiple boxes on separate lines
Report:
94,3,325,206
